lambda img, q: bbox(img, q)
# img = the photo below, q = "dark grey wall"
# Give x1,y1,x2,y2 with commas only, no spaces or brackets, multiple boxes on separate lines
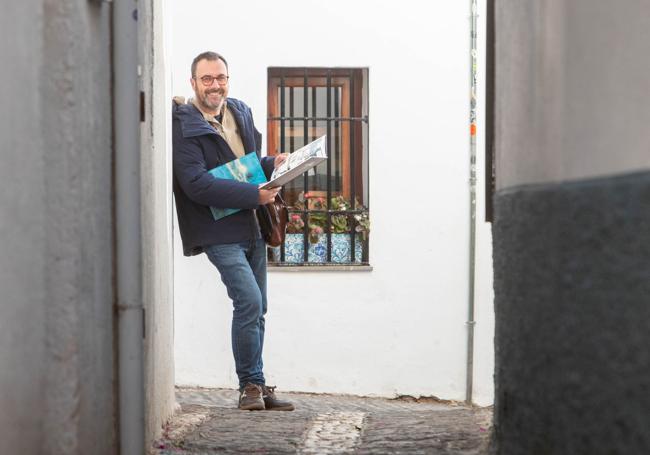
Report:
0,0,116,453
492,172,650,454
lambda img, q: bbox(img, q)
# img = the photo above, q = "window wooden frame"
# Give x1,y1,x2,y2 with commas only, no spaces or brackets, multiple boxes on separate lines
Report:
267,69,364,201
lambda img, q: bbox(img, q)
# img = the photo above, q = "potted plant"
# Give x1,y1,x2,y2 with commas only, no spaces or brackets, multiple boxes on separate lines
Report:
280,192,369,264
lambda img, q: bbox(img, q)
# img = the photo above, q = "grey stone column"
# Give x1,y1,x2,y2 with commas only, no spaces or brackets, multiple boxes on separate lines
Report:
492,1,650,453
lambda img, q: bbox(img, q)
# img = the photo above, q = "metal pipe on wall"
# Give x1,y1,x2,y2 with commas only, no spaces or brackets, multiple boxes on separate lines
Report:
112,0,145,452
466,0,479,404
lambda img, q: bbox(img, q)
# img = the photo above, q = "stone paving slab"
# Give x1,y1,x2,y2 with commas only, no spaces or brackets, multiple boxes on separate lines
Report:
358,409,491,454
154,388,492,454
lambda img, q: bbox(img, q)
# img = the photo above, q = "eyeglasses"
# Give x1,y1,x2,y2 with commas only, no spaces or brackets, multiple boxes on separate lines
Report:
195,74,229,86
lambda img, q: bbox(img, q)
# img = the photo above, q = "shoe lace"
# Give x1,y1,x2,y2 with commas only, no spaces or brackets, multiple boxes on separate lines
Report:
242,384,262,398
263,385,276,397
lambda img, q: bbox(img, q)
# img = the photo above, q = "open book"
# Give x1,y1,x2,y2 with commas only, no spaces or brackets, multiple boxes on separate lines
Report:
207,135,327,220
259,135,327,189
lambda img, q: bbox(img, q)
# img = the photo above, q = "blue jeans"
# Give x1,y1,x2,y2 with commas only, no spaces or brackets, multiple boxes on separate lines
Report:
204,238,267,389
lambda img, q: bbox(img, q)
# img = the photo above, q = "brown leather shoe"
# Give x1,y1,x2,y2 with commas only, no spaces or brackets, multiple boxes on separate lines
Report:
239,383,265,410
262,385,295,411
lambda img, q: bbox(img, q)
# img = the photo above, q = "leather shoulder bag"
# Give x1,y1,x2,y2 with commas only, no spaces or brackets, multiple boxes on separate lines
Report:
256,194,288,248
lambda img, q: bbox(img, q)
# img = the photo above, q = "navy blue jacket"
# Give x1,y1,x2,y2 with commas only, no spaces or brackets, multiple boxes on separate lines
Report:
173,98,275,256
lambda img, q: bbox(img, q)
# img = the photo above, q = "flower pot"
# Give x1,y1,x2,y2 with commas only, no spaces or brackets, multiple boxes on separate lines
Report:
282,233,363,263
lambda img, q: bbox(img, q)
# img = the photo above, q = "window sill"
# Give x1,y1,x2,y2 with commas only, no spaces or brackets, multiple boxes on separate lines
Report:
268,264,373,272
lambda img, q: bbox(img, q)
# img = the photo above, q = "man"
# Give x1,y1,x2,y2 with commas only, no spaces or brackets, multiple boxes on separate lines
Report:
172,51,293,411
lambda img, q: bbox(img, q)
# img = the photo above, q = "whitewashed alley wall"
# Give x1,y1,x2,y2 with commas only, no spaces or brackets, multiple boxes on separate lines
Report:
171,0,494,405
143,0,176,442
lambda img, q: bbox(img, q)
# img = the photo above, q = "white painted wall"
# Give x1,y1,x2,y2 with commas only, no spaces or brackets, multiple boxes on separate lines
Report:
171,0,494,405
142,0,176,443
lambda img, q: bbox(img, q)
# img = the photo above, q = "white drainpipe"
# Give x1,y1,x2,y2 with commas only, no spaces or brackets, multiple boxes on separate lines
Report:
112,0,145,452
466,0,479,405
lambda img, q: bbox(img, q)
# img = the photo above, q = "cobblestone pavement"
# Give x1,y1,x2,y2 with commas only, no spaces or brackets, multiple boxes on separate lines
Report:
154,387,492,454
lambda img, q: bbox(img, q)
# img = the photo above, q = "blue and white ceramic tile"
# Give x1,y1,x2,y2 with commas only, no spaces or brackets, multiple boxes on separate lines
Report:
283,234,305,263
281,233,363,264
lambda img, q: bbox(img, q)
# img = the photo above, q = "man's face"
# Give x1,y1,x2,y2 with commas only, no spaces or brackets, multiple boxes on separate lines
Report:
191,58,229,113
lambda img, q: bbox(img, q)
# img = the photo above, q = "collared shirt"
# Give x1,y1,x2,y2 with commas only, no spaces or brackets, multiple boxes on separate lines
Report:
191,98,246,158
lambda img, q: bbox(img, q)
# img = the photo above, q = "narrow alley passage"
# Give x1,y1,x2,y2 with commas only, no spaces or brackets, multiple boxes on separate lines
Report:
155,388,491,454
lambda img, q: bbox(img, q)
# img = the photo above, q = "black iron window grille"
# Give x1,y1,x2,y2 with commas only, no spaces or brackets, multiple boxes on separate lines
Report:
267,68,370,266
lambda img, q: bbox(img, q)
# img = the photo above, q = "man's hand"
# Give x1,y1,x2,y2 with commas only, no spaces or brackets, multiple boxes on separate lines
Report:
258,184,281,205
274,153,289,169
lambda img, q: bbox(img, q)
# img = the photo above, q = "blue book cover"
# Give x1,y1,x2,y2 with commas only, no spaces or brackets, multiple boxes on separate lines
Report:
208,153,267,220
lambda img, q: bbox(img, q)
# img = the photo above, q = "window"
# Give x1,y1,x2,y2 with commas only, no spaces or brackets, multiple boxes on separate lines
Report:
267,68,369,266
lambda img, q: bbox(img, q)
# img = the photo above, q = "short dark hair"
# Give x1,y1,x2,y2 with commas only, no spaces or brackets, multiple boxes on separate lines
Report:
191,51,228,77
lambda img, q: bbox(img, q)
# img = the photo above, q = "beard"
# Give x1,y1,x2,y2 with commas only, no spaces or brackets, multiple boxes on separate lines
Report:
199,88,226,111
